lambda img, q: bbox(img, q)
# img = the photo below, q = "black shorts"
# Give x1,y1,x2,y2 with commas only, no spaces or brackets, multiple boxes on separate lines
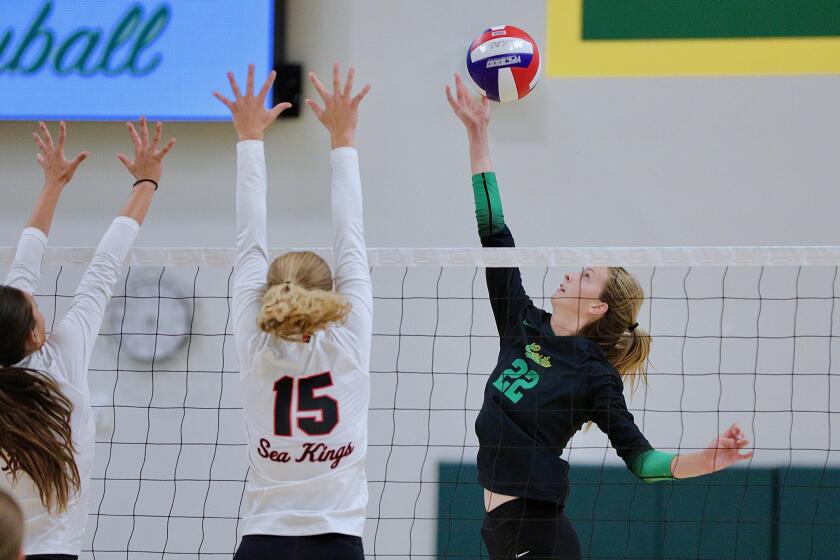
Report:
481,498,581,560
233,533,364,560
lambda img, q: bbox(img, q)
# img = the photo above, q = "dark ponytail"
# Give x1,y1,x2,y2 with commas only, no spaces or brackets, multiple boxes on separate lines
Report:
0,286,35,366
0,286,80,512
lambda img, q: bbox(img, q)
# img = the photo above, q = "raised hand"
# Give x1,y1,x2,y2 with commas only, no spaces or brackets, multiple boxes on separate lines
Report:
445,73,492,173
213,64,292,141
702,423,753,472
445,73,490,135
305,63,371,149
32,121,89,189
116,116,176,185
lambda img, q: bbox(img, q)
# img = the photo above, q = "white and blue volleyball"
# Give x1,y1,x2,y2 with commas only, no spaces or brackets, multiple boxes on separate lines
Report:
466,25,542,103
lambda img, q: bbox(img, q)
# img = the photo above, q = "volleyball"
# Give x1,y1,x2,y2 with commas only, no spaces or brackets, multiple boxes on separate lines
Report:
466,25,542,103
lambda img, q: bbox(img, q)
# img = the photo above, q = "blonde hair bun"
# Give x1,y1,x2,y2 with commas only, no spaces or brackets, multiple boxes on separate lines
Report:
258,267,351,340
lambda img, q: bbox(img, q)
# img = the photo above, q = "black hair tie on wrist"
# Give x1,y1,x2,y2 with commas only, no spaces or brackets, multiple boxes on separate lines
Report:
133,178,159,191
628,322,639,333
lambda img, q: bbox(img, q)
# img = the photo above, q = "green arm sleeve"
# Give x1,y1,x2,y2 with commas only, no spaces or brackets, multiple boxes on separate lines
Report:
629,449,676,482
472,172,505,237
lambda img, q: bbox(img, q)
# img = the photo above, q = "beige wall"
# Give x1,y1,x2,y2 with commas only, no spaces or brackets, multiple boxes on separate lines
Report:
1,0,838,250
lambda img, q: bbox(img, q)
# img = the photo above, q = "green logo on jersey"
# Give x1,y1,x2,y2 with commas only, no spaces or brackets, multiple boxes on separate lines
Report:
525,343,551,368
493,358,540,404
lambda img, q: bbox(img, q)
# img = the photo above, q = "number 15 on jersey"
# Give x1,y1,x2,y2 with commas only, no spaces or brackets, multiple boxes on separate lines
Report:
273,371,339,437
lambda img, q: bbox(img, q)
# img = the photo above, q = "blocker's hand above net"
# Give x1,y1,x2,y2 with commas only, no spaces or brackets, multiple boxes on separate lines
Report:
213,63,293,142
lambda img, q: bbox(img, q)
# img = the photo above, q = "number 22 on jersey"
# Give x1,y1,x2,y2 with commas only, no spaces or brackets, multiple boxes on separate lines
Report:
493,358,540,404
273,371,339,436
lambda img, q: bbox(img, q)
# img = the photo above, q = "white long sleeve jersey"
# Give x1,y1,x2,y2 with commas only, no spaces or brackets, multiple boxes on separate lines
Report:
233,141,372,538
1,217,139,556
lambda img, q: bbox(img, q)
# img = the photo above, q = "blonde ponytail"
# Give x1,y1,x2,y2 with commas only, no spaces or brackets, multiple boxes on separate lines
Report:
609,326,651,392
257,251,350,340
579,267,651,390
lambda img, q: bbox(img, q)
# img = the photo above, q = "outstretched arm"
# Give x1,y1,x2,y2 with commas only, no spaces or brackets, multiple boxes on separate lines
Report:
306,63,373,366
27,121,89,235
214,64,293,359
445,73,531,340
591,374,752,481
446,73,492,176
47,118,174,389
115,116,175,225
5,122,89,293
446,74,504,237
670,424,753,478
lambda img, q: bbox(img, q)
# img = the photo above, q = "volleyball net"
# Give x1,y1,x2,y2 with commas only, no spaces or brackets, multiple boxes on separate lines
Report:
2,245,839,560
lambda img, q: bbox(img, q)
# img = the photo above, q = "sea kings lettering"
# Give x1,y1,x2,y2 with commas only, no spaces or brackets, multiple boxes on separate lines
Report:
258,439,355,470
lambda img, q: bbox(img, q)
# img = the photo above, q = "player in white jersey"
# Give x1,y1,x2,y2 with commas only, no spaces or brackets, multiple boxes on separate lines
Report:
213,63,372,560
0,120,175,559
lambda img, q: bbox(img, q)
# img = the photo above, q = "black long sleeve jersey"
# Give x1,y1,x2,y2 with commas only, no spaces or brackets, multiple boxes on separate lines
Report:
473,175,661,505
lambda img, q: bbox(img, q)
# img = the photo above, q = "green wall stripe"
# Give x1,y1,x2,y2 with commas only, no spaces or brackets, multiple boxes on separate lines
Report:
582,0,840,40
437,464,840,559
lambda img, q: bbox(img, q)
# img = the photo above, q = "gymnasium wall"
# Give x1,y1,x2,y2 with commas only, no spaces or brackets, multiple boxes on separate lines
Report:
1,2,838,558
1,0,838,249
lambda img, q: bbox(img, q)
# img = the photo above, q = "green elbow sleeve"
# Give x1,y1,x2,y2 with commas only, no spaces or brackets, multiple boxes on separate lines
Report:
472,172,505,237
630,449,676,482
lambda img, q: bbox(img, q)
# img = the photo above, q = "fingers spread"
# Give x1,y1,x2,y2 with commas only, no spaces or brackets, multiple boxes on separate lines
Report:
39,122,54,149
305,99,324,119
351,83,371,108
343,67,355,98
227,71,243,100
308,72,330,103
270,102,293,119
213,92,235,110
116,153,133,169
159,138,176,158
126,121,142,147
33,132,48,153
139,116,150,145
258,70,277,101
152,122,163,150
445,85,459,111
332,62,341,94
70,151,90,167
246,63,255,97
57,121,67,150
454,73,470,100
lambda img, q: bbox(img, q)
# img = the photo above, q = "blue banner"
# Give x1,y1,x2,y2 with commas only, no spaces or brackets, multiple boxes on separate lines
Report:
0,0,274,120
